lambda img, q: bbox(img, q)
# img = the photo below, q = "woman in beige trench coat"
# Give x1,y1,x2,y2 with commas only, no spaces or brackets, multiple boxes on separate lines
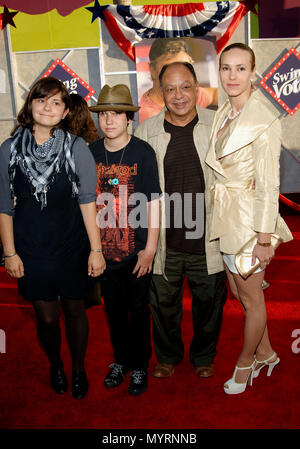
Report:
205,43,293,395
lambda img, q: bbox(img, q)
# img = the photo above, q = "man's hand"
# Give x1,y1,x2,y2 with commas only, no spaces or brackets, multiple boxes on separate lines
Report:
132,249,155,278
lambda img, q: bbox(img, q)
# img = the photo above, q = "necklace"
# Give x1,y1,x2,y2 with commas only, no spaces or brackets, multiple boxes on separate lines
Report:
219,108,242,131
104,141,127,186
227,108,242,120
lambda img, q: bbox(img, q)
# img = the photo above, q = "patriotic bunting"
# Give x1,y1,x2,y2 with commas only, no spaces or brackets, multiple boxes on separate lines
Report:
86,1,251,61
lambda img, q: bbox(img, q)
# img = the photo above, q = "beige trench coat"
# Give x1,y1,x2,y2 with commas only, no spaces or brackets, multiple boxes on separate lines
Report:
205,89,293,254
135,105,224,276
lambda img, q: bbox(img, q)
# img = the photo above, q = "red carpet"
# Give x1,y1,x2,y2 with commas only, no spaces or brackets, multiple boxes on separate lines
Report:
0,216,299,430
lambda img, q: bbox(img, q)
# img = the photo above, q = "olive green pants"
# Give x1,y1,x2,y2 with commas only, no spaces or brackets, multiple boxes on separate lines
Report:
150,249,227,367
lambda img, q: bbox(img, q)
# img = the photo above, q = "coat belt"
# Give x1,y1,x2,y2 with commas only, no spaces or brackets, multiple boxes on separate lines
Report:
210,180,254,240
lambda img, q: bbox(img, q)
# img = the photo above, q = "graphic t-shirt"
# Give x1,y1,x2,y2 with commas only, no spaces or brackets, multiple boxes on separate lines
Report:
90,135,161,269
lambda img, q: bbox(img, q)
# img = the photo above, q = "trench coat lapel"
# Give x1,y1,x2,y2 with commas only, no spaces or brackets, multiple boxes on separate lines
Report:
217,90,280,159
205,100,229,177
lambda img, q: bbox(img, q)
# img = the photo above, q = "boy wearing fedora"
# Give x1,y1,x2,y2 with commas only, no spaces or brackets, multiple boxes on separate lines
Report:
89,84,161,396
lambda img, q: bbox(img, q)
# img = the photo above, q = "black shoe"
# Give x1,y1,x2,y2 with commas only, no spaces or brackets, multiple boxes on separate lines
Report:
104,363,128,388
128,370,148,396
72,370,89,399
50,365,68,394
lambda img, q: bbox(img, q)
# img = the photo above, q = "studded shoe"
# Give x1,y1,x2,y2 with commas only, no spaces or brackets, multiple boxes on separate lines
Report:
128,370,148,396
104,363,128,388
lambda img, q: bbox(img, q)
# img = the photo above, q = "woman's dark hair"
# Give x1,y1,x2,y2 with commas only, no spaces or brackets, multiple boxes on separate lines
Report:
219,43,256,71
67,93,100,144
159,61,198,87
12,76,71,136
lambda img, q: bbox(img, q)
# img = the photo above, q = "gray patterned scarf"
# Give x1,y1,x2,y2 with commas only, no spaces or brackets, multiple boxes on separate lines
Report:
8,127,79,209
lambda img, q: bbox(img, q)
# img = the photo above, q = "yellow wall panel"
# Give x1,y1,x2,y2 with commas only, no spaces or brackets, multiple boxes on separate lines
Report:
10,5,99,52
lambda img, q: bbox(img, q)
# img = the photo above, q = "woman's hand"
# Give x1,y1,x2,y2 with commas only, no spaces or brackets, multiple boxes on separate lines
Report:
5,254,24,278
252,244,275,269
88,251,106,277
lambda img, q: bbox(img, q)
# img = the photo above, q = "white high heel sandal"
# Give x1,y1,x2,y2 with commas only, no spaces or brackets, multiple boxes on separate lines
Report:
224,361,255,395
253,352,280,379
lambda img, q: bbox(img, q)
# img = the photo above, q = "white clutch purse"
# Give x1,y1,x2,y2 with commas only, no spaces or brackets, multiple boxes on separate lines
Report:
234,234,282,279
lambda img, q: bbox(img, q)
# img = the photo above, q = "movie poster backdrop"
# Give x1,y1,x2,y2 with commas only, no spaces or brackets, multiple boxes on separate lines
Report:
135,37,218,123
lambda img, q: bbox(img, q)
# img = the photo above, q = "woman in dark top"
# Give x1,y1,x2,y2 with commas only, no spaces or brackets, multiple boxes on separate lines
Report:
0,77,106,399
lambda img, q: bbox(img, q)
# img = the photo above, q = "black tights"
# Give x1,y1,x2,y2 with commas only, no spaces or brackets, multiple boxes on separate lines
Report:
32,298,89,372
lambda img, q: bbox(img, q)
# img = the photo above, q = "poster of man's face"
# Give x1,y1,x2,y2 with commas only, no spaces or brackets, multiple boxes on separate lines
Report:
135,36,218,123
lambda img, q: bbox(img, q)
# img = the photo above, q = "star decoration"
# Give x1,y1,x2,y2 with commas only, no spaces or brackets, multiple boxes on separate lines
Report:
0,5,18,30
147,30,156,39
240,0,258,15
219,2,228,10
86,0,108,23
136,28,147,36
